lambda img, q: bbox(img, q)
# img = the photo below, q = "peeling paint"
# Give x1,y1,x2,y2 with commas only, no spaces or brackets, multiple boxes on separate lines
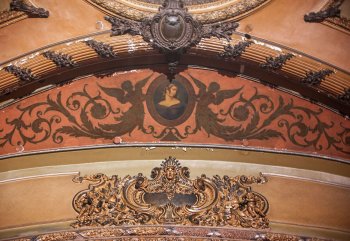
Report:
144,146,156,151
28,52,40,59
127,39,137,53
242,36,283,52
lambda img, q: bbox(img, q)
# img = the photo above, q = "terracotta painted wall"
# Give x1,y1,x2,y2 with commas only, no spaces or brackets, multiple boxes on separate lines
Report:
0,68,349,159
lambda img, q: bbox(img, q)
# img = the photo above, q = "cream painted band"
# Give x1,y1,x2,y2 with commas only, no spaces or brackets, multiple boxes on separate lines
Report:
1,159,349,187
0,147,349,178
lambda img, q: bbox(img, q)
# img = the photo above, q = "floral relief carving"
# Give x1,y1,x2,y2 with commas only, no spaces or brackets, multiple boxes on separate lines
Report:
104,0,239,76
86,0,270,24
72,157,269,228
11,226,330,241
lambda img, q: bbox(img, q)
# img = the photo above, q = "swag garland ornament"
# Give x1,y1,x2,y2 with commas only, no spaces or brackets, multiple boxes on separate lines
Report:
72,157,269,228
104,0,239,77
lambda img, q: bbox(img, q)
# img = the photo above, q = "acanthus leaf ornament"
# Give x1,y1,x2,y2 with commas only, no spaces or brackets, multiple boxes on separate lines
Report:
304,0,341,23
105,0,239,79
260,53,294,70
219,40,253,59
301,69,334,86
4,65,37,84
201,22,239,42
84,40,118,58
10,0,49,18
72,157,269,228
43,51,78,68
104,16,141,36
338,88,350,105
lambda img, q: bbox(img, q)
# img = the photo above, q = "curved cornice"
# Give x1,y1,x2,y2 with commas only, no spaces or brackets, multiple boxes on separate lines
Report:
0,31,349,115
84,0,271,24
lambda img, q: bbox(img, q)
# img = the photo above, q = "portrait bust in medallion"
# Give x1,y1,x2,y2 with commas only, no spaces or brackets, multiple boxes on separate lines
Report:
146,74,195,127
156,83,186,120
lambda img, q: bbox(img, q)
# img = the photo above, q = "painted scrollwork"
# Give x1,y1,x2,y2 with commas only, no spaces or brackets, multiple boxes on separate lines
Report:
0,73,349,155
72,157,269,228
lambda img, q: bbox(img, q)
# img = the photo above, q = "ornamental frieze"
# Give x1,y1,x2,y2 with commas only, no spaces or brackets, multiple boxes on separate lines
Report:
0,68,349,159
9,226,330,241
85,0,270,24
72,156,269,228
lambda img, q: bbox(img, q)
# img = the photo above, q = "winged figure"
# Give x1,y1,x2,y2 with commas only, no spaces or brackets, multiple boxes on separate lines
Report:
189,74,242,140
98,75,152,136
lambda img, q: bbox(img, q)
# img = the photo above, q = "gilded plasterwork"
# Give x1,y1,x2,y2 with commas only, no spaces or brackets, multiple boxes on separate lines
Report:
85,0,270,23
72,157,269,228
10,226,330,241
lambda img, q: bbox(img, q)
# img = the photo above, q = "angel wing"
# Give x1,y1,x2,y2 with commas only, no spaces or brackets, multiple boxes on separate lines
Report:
188,74,207,97
98,85,127,104
134,74,153,92
213,87,242,105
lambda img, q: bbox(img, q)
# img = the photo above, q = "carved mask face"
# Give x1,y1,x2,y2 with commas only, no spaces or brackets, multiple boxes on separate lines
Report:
165,166,176,180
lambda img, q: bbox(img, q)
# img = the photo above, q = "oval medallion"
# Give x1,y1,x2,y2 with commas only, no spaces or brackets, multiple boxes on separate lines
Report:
160,14,185,42
146,74,195,126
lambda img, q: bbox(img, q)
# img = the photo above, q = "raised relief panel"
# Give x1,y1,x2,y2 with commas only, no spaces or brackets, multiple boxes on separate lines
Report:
105,0,239,77
72,157,269,228
301,69,334,87
4,65,37,83
85,0,271,24
9,226,331,240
